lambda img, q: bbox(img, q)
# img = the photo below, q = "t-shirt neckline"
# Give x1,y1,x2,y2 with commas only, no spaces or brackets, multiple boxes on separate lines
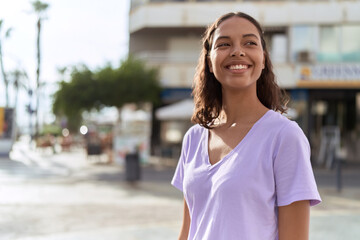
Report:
204,109,273,169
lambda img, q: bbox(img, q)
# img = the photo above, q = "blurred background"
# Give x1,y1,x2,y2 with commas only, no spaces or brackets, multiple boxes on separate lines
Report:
0,0,360,239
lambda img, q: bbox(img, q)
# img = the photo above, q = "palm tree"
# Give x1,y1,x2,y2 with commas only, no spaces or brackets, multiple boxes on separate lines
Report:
0,19,12,107
31,0,49,138
9,69,29,110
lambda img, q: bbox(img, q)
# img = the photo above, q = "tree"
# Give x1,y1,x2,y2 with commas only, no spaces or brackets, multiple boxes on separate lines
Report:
52,57,161,132
97,57,161,109
9,69,29,110
31,0,49,137
53,65,99,132
0,19,12,107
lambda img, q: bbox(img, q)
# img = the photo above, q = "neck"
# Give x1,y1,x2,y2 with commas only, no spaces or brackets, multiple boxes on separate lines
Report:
220,87,268,125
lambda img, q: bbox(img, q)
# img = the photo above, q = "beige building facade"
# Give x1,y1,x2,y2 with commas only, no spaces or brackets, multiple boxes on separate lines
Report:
129,0,360,163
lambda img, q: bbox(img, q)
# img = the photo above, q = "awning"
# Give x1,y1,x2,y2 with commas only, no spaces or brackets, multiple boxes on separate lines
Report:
156,99,194,120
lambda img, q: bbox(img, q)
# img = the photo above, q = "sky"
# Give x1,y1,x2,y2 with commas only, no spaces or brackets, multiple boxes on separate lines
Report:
0,0,130,130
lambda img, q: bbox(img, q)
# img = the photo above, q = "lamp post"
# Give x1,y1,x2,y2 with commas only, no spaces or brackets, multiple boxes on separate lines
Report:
26,89,35,141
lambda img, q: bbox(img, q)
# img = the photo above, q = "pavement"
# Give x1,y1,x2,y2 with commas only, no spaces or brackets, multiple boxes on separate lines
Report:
0,138,183,240
311,165,360,240
0,137,360,239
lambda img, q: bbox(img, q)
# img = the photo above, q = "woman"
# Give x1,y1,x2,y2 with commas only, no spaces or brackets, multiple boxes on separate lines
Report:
171,12,321,240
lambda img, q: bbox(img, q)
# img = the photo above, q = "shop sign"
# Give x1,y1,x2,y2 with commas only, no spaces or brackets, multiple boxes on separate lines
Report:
0,107,15,155
299,64,360,81
0,107,14,139
0,108,4,136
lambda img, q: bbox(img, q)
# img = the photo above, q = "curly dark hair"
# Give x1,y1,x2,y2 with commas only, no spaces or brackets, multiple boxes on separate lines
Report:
191,12,288,128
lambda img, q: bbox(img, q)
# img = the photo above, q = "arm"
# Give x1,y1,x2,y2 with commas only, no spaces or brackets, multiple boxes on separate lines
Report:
178,198,191,240
278,200,310,240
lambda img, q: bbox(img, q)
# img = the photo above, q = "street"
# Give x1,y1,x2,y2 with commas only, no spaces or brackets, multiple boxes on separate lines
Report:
0,137,182,240
0,136,360,239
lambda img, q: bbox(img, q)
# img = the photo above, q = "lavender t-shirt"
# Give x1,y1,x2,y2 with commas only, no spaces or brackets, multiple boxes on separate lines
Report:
171,110,321,240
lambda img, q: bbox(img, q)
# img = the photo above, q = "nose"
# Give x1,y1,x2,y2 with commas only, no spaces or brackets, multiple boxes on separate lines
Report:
231,45,245,57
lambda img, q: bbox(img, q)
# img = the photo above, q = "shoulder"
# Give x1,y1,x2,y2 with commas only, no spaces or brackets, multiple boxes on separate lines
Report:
265,111,310,155
261,110,308,148
265,110,292,126
274,112,307,143
180,124,206,161
264,110,305,136
185,124,204,137
182,124,206,145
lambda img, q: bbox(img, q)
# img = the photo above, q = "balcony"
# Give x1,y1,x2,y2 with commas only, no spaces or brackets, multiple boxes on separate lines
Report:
136,51,197,88
129,0,360,33
135,51,199,64
135,51,297,88
131,0,341,10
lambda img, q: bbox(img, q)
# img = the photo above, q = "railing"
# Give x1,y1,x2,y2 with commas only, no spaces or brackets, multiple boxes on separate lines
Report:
130,0,249,10
135,51,200,64
134,51,197,87
130,0,345,10
134,51,297,88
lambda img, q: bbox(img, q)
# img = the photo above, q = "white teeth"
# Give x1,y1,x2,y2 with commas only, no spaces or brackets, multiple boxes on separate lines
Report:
228,64,248,70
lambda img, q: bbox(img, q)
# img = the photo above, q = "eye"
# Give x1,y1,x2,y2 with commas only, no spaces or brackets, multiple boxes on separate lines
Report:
245,41,257,46
216,42,230,48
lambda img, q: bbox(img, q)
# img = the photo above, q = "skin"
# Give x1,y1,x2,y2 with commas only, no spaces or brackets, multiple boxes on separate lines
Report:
278,200,310,240
208,17,265,96
207,17,267,166
178,16,310,240
179,198,191,240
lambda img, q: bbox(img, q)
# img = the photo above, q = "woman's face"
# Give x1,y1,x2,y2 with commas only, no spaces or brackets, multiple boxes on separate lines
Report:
208,16,265,92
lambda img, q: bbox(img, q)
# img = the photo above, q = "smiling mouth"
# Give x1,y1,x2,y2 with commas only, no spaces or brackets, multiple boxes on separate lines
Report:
227,64,249,70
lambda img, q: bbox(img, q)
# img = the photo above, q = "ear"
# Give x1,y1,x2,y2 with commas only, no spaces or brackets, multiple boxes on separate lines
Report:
207,55,213,73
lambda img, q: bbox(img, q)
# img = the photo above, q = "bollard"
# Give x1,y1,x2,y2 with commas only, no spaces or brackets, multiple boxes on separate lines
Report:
125,152,141,181
336,157,342,193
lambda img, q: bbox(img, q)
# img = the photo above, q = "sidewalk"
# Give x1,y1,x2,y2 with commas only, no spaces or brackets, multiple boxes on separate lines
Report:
136,162,360,239
2,142,360,239
310,163,360,239
92,162,360,239
53,164,360,239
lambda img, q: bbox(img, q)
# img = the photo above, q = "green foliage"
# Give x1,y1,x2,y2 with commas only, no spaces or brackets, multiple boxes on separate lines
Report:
40,124,62,136
31,0,49,15
52,57,161,132
53,65,97,132
117,57,161,106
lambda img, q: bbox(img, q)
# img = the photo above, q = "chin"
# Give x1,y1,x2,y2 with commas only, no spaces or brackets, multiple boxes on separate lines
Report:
221,80,257,90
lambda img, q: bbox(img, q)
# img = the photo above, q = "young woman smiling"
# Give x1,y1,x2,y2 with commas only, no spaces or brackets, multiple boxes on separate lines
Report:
172,12,321,240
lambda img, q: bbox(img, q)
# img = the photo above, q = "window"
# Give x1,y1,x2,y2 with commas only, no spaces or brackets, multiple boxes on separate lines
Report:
292,24,360,63
318,26,341,62
291,26,317,62
342,25,360,62
264,27,288,64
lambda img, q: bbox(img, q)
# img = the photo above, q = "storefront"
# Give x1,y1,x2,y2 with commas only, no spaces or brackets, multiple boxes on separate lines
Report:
291,64,360,164
0,107,16,156
154,99,193,159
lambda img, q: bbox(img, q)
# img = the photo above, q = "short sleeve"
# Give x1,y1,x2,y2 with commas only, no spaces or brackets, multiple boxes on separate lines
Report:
273,121,321,207
171,131,189,192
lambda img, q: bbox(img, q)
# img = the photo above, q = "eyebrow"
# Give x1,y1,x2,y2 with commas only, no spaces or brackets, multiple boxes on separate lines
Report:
215,33,259,41
242,33,259,39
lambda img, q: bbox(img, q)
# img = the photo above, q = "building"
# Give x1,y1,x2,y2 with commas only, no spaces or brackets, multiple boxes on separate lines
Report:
129,0,360,163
